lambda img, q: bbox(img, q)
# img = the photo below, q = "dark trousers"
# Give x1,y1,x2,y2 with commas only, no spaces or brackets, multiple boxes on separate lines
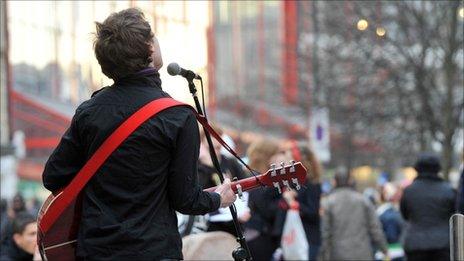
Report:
406,248,449,261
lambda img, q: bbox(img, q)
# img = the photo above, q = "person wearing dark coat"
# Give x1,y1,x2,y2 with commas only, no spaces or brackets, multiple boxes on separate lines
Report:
41,8,236,260
400,153,456,261
0,212,37,261
244,140,282,261
197,125,248,237
457,168,464,214
456,152,464,214
280,143,322,260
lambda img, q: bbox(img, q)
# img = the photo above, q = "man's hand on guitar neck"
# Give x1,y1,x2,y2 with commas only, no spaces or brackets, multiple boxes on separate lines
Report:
214,178,237,208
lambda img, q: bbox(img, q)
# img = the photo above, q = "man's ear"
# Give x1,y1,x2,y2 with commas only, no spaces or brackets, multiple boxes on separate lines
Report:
13,233,22,245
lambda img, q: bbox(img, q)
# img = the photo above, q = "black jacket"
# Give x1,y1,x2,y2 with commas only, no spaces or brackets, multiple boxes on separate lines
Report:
42,69,220,260
296,181,322,246
400,173,456,251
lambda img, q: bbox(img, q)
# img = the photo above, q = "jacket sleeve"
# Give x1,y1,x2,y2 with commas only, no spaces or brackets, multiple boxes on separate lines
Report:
365,199,388,253
167,111,221,215
42,112,85,193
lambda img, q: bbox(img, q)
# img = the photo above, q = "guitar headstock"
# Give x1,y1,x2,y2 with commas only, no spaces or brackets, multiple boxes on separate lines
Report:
260,161,307,193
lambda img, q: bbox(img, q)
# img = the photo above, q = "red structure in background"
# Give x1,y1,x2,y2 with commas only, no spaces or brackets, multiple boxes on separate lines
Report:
282,1,298,105
11,90,71,181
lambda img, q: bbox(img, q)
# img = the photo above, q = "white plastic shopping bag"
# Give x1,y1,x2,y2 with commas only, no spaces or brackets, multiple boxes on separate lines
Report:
281,209,309,260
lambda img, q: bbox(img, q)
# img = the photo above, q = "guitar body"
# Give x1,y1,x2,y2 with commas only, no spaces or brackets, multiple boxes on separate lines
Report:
37,192,82,261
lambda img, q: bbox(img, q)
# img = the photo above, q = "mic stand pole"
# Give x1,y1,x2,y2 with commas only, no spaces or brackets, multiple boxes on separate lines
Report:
186,77,252,261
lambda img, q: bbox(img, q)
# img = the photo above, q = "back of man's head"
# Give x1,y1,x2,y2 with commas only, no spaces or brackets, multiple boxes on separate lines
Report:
94,8,155,80
334,171,352,188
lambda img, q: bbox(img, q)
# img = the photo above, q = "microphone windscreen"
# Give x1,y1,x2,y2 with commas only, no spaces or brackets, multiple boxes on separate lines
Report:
167,63,181,76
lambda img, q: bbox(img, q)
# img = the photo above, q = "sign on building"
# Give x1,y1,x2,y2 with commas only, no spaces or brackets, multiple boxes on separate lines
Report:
310,107,331,163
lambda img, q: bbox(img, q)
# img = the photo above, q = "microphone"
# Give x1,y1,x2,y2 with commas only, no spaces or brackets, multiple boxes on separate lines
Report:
167,63,201,80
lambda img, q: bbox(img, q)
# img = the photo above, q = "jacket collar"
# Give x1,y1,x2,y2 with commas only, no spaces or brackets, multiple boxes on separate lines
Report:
113,67,162,89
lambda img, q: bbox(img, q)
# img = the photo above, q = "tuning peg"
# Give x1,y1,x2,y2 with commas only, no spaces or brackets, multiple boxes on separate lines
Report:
292,178,301,190
236,184,243,199
270,163,277,177
289,160,295,173
282,180,291,190
273,182,282,194
280,162,286,175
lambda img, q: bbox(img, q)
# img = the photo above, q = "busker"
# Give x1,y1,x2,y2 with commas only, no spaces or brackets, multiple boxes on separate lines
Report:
42,8,236,260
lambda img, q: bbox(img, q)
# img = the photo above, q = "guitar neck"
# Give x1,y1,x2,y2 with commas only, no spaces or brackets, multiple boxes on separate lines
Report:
203,174,265,193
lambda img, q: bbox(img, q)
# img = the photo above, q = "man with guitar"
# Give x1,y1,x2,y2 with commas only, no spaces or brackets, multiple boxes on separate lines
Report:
41,8,236,260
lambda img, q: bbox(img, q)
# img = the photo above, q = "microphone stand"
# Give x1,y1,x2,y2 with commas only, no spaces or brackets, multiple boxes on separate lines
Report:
185,76,252,261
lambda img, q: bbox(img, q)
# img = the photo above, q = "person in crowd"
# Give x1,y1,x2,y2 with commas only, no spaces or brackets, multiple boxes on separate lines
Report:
277,142,322,260
41,8,235,260
0,199,8,244
244,139,282,261
320,171,388,260
1,193,28,249
377,182,403,244
198,124,250,237
456,151,464,214
400,153,456,261
11,194,26,218
0,212,39,260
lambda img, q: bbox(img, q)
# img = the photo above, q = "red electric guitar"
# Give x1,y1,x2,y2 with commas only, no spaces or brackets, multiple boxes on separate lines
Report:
37,161,307,261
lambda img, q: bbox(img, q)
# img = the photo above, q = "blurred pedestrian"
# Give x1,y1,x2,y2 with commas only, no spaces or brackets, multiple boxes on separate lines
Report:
377,182,404,260
320,171,388,260
198,125,250,237
244,139,282,261
1,193,27,249
0,199,8,244
377,183,403,244
400,152,456,261
456,151,464,214
10,193,26,218
278,142,322,260
0,212,39,260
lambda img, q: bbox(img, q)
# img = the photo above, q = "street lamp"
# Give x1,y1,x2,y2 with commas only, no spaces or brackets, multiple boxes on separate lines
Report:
459,6,464,19
376,27,386,37
357,19,369,31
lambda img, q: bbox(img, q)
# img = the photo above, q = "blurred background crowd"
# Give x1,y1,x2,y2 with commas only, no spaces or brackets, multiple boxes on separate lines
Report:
0,1,463,260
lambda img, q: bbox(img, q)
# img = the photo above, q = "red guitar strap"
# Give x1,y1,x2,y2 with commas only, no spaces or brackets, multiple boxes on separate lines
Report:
41,97,257,233
195,115,257,176
40,98,188,233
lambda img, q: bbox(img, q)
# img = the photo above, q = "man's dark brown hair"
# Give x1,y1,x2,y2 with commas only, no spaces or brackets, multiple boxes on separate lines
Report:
94,8,154,80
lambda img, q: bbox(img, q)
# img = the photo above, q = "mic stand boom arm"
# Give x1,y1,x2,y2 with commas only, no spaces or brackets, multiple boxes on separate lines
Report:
186,77,252,261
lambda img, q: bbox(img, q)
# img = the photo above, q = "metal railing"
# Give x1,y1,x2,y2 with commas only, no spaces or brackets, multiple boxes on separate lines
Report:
450,213,464,261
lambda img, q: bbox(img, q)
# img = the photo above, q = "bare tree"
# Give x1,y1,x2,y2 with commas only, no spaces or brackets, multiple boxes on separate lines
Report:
307,1,463,177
